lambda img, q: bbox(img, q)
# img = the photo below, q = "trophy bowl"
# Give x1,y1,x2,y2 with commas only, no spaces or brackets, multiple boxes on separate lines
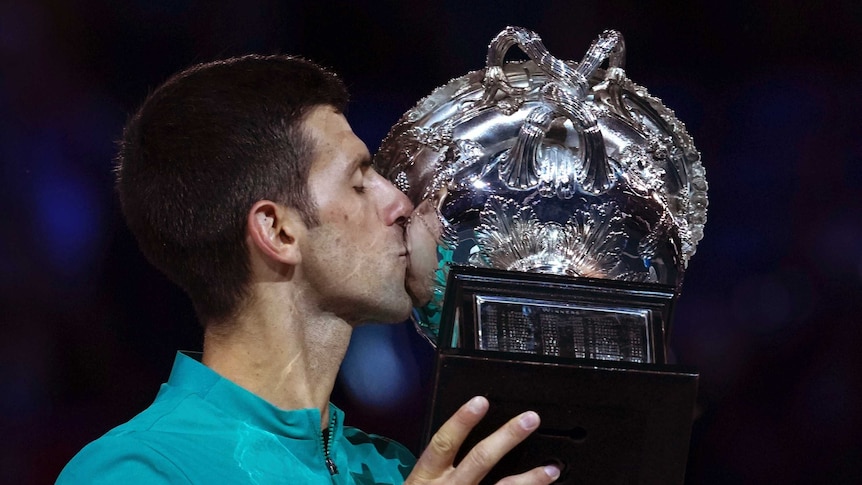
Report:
375,27,708,349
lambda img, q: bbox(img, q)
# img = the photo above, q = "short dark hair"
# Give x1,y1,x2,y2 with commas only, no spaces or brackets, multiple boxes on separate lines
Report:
116,55,348,324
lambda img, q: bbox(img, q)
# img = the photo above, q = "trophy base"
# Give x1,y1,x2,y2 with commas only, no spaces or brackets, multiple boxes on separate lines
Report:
426,352,698,485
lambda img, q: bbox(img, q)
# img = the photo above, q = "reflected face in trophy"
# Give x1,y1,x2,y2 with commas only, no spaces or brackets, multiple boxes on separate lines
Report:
405,198,443,307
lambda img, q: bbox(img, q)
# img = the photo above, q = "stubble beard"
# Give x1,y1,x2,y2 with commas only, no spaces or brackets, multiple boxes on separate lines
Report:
303,227,412,325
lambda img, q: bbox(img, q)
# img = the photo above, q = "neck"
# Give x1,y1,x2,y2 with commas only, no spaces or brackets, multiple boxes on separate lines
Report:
201,287,353,428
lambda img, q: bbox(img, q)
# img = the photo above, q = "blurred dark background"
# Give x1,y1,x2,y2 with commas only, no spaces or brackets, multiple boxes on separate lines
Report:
2,1,861,483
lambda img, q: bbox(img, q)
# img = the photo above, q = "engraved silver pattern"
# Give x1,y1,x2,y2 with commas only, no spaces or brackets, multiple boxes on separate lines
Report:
375,27,708,343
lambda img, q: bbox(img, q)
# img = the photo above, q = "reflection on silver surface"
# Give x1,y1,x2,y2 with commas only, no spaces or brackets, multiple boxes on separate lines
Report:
376,27,708,345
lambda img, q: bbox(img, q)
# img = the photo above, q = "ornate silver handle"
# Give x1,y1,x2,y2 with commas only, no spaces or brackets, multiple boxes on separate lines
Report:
486,28,625,195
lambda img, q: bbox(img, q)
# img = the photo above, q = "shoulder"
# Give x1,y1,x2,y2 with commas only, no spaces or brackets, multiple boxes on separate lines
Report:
55,388,218,484
56,433,191,485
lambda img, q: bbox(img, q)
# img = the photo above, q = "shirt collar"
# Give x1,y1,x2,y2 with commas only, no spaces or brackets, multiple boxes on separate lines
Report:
163,351,344,441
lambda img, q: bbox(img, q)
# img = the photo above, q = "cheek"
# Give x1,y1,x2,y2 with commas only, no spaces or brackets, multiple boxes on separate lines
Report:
408,227,438,274
406,200,442,274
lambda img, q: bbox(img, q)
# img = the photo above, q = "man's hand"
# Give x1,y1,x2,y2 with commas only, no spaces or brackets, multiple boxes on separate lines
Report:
405,396,561,485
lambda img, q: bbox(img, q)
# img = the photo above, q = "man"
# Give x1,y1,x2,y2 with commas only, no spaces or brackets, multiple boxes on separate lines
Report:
57,55,561,484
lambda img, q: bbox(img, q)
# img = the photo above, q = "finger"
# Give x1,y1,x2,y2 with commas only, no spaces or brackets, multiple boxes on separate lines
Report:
495,464,561,485
412,396,490,479
453,410,541,484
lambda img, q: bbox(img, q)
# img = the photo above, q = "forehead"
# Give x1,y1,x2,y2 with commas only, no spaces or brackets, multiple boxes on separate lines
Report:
304,105,370,175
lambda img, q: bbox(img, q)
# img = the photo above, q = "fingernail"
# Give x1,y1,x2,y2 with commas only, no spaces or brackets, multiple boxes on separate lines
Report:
468,396,487,413
519,411,539,430
544,465,561,480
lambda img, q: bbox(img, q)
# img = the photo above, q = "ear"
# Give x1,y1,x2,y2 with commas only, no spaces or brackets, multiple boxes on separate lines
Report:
247,200,304,266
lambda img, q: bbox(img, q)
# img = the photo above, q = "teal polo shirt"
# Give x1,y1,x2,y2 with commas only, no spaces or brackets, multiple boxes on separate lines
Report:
57,352,416,484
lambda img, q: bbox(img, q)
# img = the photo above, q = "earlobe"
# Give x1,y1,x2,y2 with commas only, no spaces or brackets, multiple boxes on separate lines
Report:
248,201,302,265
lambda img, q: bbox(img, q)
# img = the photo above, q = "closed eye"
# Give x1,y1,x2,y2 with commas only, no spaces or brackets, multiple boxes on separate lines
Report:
353,186,366,194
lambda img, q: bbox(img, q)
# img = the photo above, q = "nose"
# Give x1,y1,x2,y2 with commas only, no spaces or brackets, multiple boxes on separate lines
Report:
374,170,413,226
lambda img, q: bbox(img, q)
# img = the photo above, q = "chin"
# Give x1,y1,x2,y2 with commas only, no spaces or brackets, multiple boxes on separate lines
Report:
371,295,414,324
406,274,433,308
409,290,431,308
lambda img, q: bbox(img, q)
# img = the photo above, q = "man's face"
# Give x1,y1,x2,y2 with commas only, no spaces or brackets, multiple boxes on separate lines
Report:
299,106,413,324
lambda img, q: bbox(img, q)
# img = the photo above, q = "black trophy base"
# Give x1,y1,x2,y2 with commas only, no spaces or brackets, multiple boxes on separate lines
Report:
426,353,698,485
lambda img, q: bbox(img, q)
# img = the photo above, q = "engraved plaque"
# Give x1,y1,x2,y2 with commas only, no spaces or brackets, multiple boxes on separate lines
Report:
439,265,675,366
475,295,651,362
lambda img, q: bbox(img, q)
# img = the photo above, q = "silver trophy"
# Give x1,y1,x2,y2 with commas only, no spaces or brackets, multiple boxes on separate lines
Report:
376,27,707,483
377,26,707,361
